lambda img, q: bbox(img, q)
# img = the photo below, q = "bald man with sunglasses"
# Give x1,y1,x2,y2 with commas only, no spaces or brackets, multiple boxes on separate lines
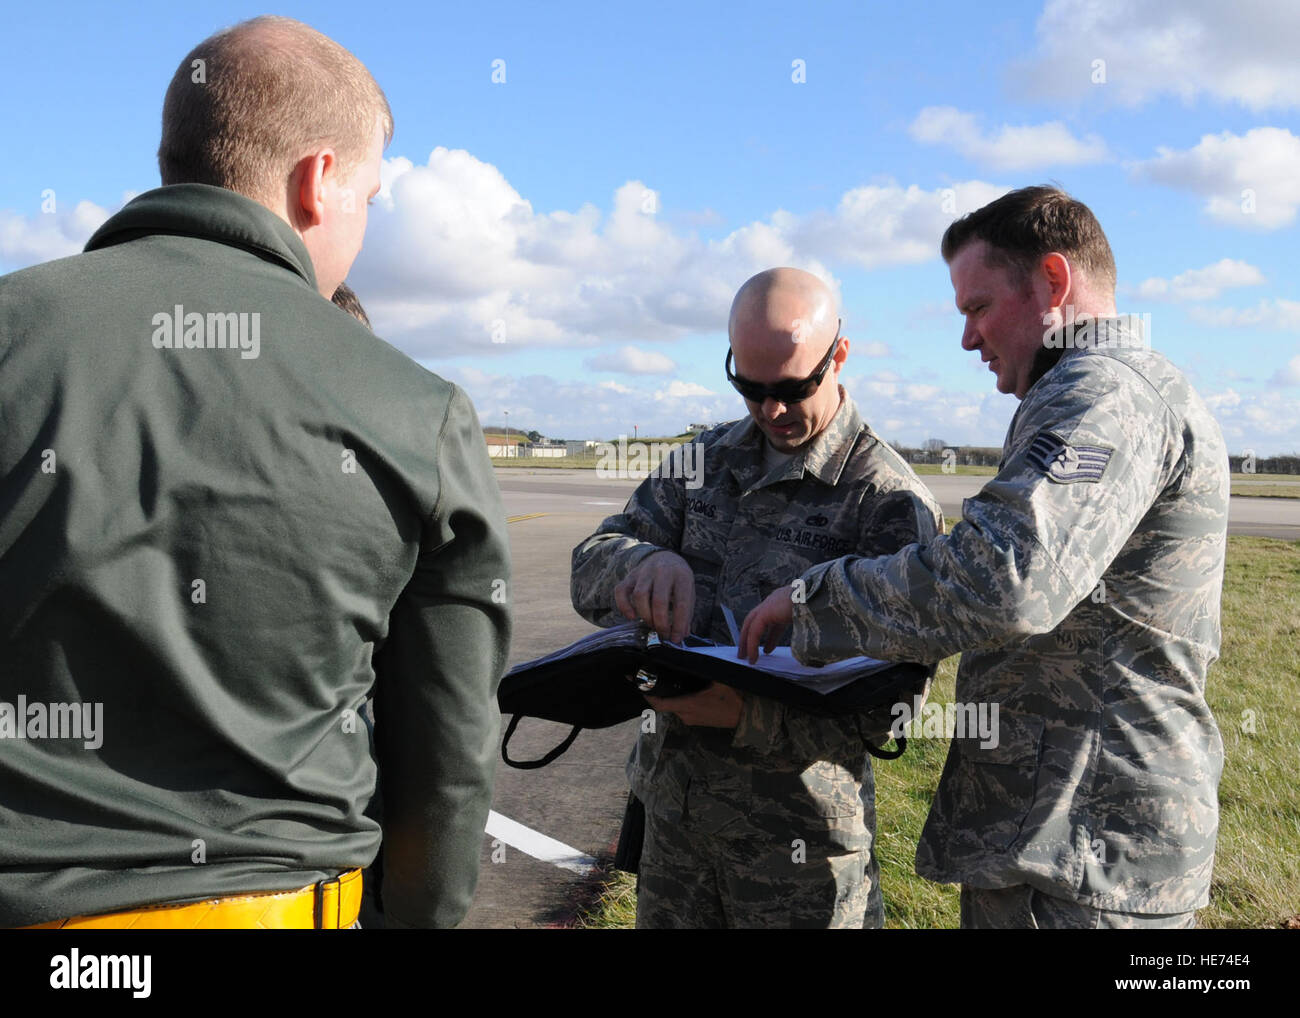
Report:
571,267,941,928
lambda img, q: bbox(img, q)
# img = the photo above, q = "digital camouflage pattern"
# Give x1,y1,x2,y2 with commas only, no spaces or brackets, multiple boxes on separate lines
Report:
636,792,873,928
959,884,1197,929
792,324,1229,914
571,390,942,927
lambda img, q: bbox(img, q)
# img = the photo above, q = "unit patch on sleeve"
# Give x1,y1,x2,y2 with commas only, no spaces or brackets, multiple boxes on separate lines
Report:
1026,431,1113,484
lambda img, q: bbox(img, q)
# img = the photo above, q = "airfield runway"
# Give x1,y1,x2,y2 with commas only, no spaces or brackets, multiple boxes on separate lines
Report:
460,467,1300,928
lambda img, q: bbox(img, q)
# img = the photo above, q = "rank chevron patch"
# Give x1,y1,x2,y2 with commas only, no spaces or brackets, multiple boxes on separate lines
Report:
1026,431,1113,484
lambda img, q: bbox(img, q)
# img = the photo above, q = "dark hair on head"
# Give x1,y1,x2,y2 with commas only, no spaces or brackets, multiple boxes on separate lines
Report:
940,185,1116,293
331,282,371,328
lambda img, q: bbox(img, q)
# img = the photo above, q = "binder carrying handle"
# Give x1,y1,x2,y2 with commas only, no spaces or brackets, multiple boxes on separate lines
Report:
866,734,906,760
501,713,583,769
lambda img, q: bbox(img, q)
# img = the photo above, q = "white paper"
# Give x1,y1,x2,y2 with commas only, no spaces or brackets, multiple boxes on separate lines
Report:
720,603,742,646
683,644,891,694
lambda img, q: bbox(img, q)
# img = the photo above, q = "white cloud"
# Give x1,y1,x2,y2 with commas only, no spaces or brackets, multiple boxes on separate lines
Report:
1201,386,1300,450
1135,128,1300,230
841,372,1017,449
453,362,1023,449
354,148,841,356
455,364,1300,455
1202,388,1241,414
655,380,716,400
585,345,677,375
909,299,962,324
1132,258,1265,301
908,106,1108,170
351,149,1006,356
446,368,740,440
0,199,111,268
776,180,1008,271
1190,298,1300,330
1012,0,1300,111
1269,356,1300,387
854,340,893,358
0,154,1004,366
903,384,941,402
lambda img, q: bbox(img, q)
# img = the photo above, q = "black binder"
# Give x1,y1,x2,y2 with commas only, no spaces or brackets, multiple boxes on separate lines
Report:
497,621,930,768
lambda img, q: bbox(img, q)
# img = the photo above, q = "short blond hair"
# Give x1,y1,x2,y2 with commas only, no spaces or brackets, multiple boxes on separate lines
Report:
158,16,393,204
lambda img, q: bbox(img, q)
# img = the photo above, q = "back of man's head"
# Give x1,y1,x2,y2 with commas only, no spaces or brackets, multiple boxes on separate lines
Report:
941,185,1116,296
158,15,392,207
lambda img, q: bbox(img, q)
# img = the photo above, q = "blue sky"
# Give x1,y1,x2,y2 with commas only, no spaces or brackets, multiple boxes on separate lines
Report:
3,0,1298,452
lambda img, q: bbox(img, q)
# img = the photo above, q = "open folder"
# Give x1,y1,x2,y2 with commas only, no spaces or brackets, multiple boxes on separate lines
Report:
496,619,931,768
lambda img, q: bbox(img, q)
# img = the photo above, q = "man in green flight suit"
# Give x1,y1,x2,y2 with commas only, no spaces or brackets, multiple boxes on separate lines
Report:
571,267,942,928
741,187,1229,929
0,16,510,929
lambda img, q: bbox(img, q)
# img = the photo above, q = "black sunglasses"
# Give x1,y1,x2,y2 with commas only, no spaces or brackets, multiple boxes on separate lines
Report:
725,319,842,404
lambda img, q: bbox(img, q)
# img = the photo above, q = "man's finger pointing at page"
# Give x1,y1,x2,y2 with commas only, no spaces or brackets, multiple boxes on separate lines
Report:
739,585,795,663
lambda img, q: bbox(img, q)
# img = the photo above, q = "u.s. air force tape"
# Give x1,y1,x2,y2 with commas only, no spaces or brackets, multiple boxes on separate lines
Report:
1026,431,1113,484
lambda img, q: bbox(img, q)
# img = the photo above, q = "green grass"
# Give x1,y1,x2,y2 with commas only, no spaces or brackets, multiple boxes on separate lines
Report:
577,535,1300,929
574,870,638,929
1199,537,1300,928
492,457,1002,474
909,463,997,476
492,460,1300,496
492,456,602,469
1230,485,1300,499
1230,472,1300,499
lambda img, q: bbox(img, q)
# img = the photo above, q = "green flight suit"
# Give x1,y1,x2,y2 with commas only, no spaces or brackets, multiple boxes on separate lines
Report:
0,184,511,928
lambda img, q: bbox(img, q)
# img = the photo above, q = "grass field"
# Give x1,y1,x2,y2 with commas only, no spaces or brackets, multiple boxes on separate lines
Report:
492,455,606,469
576,534,1300,929
492,457,1002,474
909,463,995,476
1230,473,1300,499
495,456,1300,498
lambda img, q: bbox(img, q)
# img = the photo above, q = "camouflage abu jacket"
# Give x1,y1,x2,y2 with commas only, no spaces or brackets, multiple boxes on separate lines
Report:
792,326,1229,913
571,391,942,829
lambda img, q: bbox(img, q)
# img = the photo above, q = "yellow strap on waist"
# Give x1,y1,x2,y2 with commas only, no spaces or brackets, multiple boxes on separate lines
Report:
19,869,364,929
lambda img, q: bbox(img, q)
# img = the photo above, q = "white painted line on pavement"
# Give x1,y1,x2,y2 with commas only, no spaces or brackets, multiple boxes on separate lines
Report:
485,810,598,875
583,500,620,506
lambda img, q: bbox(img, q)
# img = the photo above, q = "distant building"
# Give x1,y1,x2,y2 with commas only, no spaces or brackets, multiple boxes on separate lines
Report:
485,438,519,457
522,443,565,458
566,440,597,457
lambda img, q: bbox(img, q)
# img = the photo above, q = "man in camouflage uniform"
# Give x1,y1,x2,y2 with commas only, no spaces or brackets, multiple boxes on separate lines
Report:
740,188,1229,929
571,267,941,928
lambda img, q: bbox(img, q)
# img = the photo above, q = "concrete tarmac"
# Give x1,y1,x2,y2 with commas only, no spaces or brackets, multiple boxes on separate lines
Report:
461,509,637,928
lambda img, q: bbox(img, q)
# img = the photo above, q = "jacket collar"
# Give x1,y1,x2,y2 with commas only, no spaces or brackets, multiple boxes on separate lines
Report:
1023,314,1150,405
716,387,864,491
84,183,319,292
